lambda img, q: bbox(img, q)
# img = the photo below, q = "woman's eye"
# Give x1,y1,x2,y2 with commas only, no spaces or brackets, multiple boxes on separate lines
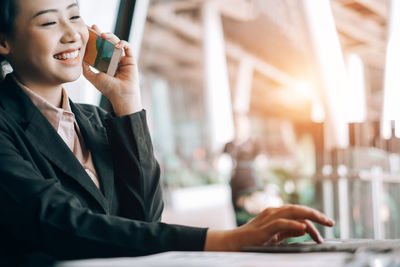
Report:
70,16,80,20
41,22,56,27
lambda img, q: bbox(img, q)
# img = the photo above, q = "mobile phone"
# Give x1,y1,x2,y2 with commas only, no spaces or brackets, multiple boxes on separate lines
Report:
83,28,122,76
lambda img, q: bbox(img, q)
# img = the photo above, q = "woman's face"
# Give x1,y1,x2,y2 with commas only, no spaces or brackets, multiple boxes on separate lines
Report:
6,0,88,87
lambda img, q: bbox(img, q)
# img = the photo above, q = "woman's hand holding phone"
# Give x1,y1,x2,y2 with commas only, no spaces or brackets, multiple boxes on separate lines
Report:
82,25,142,116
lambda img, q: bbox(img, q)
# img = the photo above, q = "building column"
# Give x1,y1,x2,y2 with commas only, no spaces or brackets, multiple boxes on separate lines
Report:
382,0,400,138
202,1,234,153
301,0,349,150
233,57,254,114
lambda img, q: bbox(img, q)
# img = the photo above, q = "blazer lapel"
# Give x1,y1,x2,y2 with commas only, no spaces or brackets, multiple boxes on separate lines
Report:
0,75,108,213
71,102,115,206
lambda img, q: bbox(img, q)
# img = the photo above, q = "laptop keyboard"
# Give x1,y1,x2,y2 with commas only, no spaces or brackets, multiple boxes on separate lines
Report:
242,239,400,253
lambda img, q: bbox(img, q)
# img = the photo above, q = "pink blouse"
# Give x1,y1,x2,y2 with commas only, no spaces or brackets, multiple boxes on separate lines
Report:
13,76,101,189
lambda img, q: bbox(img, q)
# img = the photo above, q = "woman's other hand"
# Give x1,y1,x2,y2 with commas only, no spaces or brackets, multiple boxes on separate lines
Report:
204,204,334,251
82,25,142,116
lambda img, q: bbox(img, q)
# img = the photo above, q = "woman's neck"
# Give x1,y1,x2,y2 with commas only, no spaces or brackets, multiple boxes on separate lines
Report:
14,74,63,108
31,85,63,108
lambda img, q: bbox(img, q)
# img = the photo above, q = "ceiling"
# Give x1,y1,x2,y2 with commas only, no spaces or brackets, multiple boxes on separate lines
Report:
140,0,390,122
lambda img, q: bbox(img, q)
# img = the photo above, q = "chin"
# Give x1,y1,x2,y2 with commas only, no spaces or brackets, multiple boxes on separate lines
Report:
59,68,83,83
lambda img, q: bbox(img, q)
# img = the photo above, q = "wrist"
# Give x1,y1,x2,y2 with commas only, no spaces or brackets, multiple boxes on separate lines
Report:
204,229,240,252
109,93,143,116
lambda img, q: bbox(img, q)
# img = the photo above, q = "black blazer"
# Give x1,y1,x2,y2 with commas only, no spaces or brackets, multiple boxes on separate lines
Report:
0,75,207,265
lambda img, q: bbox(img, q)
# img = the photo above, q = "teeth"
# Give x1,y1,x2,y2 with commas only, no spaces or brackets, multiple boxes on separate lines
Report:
54,50,79,60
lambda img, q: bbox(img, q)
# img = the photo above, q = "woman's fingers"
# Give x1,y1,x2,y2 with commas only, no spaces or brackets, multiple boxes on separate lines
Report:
264,219,306,240
91,24,101,33
116,40,134,58
267,205,334,227
261,205,331,245
234,219,307,248
225,205,335,251
302,219,324,244
275,229,307,244
82,25,141,113
101,32,120,45
91,24,123,51
89,25,135,63
265,230,305,246
253,205,332,245
266,221,322,246
82,62,107,89
265,220,322,245
82,61,96,81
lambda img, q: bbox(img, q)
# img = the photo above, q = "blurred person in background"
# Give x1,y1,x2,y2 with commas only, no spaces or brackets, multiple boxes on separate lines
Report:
224,113,283,225
224,113,264,222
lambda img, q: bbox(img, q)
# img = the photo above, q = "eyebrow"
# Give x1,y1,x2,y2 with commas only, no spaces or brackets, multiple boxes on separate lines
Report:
32,3,79,19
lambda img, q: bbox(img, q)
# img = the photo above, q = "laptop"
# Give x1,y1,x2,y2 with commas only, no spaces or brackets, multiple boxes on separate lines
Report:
242,239,400,253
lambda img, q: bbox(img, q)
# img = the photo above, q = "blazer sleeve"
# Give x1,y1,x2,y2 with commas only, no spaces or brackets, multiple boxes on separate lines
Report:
104,110,163,222
0,113,207,260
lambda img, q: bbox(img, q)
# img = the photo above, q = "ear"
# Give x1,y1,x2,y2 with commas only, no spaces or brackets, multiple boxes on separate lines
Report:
0,34,10,57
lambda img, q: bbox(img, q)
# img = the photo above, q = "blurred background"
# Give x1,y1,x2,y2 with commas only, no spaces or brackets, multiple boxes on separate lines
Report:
6,0,398,240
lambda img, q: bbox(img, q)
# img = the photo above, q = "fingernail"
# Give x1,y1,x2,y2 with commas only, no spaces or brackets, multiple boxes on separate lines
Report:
324,217,334,225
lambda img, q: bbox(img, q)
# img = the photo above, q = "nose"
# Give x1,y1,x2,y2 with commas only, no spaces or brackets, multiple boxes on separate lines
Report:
60,22,80,44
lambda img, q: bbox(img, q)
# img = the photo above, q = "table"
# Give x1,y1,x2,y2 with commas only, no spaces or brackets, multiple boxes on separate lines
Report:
56,251,352,267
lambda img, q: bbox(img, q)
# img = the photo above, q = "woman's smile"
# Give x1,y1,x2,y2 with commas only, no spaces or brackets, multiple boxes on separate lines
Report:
53,48,81,65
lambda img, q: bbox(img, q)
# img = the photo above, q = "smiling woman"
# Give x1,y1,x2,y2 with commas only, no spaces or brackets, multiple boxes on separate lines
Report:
0,0,334,266
2,0,87,103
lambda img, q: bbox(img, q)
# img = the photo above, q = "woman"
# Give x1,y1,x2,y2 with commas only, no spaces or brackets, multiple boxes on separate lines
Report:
0,0,334,265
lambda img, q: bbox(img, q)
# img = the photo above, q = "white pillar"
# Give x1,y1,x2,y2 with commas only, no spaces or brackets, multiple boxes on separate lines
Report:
345,54,367,123
382,0,400,139
338,170,350,239
371,167,385,239
202,1,234,152
301,0,349,150
233,57,254,114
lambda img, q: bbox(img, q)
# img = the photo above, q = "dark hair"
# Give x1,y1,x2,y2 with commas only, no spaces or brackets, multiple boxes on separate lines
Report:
0,0,17,64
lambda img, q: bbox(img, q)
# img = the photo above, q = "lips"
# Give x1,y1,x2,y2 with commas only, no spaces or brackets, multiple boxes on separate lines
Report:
53,48,80,60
